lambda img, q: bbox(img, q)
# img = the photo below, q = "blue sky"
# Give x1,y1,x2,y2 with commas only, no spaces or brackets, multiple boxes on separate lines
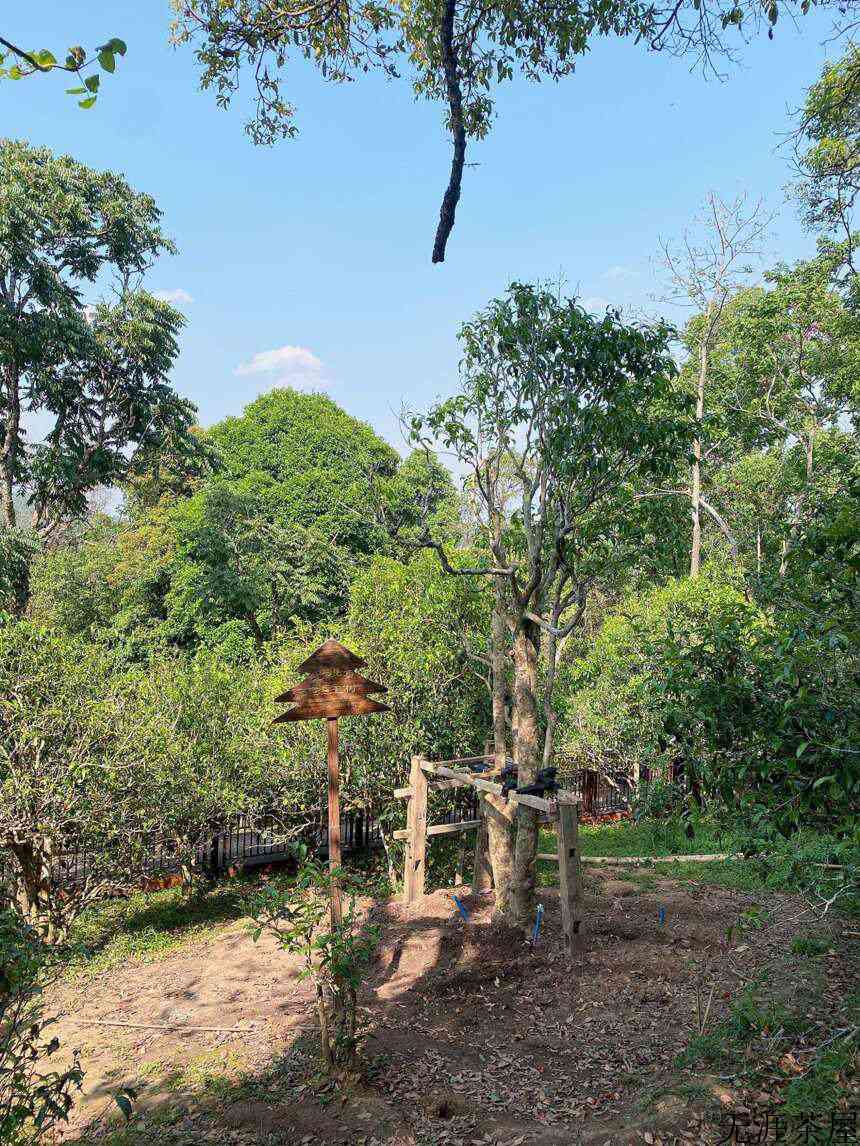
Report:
4,2,844,451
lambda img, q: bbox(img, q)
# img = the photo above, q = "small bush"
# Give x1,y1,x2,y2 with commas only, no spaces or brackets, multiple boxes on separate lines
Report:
0,910,83,1143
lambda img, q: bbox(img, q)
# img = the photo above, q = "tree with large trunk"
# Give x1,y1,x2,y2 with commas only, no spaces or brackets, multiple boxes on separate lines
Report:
408,281,692,930
0,140,200,550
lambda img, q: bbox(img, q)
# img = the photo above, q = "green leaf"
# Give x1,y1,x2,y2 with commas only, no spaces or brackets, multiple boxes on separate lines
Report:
84,74,100,93
8,65,23,80
99,38,127,57
34,49,57,69
65,86,87,95
78,95,98,109
98,49,116,73
114,1089,137,1121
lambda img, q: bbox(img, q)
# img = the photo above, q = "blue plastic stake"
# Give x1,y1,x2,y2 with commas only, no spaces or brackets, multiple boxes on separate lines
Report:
531,903,544,945
658,907,666,926
452,894,469,923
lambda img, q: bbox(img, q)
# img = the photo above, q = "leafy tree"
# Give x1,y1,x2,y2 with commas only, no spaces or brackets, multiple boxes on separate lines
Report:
0,33,126,109
206,388,399,555
128,650,273,889
26,519,123,642
0,141,199,540
0,528,34,615
0,620,138,941
409,282,691,928
793,45,859,281
659,191,771,576
171,0,836,261
708,252,860,572
562,572,859,837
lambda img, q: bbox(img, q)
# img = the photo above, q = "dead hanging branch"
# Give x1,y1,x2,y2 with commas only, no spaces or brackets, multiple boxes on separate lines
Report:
432,0,466,264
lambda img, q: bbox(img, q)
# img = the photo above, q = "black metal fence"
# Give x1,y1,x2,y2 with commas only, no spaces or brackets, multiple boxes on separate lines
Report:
20,768,628,893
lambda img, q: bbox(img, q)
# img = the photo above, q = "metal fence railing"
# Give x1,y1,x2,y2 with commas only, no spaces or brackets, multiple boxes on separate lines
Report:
6,768,628,895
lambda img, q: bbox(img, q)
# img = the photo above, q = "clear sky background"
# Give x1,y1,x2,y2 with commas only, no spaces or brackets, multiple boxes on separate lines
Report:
3,2,844,451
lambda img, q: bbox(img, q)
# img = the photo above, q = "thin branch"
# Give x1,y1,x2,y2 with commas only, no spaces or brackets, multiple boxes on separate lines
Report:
432,0,466,264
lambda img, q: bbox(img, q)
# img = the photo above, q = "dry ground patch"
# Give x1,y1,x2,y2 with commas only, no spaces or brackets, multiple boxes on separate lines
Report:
48,871,856,1145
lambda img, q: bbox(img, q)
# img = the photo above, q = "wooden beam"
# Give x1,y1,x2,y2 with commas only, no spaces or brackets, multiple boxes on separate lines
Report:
394,819,481,840
428,755,494,766
509,791,556,814
402,755,428,905
327,717,343,926
535,851,733,866
421,763,573,814
557,799,583,953
428,819,481,836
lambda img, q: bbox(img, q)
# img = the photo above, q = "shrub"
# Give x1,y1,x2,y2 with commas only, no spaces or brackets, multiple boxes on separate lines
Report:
247,851,379,1079
0,620,140,941
0,910,83,1142
561,572,859,836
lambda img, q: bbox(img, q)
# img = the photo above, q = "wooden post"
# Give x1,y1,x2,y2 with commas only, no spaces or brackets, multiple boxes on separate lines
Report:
557,798,583,954
403,756,428,904
471,795,492,892
327,717,343,926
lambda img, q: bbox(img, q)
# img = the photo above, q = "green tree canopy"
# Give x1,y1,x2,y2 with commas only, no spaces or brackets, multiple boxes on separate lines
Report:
793,45,859,278
172,0,849,261
0,140,200,538
205,388,399,553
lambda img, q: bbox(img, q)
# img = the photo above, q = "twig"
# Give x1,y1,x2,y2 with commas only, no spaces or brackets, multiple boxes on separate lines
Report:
64,1018,260,1034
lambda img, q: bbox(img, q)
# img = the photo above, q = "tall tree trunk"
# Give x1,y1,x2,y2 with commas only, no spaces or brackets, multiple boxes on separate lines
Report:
510,618,542,931
690,304,713,578
690,332,708,578
1,363,20,529
542,619,560,770
486,588,515,918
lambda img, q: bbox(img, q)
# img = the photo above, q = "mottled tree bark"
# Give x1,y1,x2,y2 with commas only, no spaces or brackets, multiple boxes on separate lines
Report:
510,618,542,931
485,589,515,917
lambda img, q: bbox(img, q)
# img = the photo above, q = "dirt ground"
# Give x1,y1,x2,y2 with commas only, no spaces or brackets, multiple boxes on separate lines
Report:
49,871,855,1145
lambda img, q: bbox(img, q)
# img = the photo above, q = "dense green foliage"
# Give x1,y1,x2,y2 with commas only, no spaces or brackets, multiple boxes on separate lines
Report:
561,573,859,837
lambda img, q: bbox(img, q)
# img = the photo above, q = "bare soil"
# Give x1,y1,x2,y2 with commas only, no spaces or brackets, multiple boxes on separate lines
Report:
48,871,854,1145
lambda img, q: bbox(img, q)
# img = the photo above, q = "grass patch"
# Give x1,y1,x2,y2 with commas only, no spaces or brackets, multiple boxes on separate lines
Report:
677,963,858,1131
537,817,731,861
62,879,253,979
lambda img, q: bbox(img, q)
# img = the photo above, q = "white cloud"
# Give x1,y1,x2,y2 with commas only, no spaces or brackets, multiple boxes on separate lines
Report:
602,265,639,282
235,345,323,378
582,296,611,315
154,288,194,305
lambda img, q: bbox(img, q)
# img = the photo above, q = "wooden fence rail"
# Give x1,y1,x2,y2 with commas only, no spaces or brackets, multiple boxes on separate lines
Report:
397,755,583,951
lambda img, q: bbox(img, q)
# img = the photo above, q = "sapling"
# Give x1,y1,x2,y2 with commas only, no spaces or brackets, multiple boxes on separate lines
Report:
247,848,379,1080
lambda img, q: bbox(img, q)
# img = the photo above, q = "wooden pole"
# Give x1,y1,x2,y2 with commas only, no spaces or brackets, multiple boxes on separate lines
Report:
471,795,492,892
403,755,428,904
327,716,343,926
557,798,582,954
